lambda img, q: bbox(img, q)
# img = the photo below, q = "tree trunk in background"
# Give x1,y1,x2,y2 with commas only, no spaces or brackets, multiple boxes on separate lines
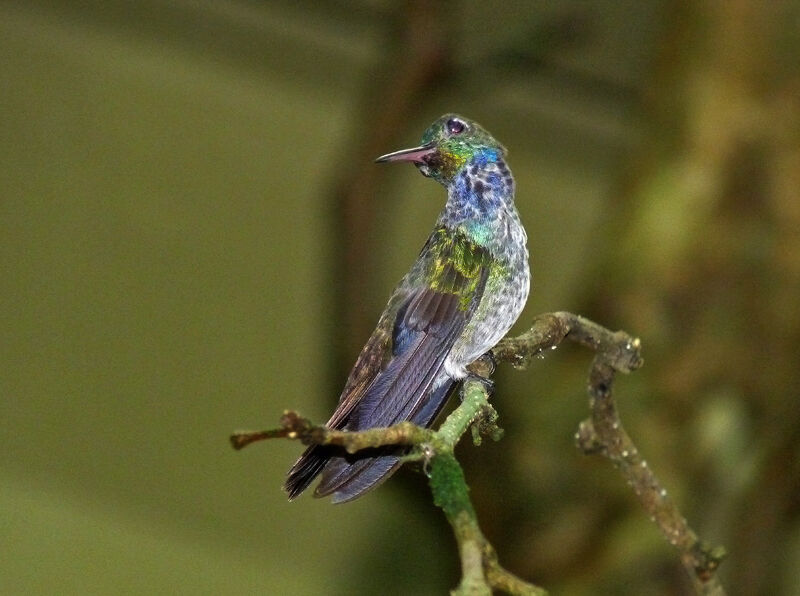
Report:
328,1,449,386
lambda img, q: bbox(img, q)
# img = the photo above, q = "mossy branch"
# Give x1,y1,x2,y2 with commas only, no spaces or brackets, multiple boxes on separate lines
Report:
231,311,726,595
232,377,543,595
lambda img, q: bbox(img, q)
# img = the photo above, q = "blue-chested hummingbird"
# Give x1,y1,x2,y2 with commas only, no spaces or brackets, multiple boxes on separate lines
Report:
285,114,530,503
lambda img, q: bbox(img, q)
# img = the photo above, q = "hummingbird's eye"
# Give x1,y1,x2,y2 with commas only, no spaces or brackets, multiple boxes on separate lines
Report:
446,118,465,135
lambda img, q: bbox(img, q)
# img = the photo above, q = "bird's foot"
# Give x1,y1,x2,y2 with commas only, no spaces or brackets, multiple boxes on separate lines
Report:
466,351,496,378
463,351,496,397
462,372,495,397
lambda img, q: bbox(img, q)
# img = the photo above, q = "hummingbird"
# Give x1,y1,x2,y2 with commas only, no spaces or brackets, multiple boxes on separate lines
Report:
285,114,530,503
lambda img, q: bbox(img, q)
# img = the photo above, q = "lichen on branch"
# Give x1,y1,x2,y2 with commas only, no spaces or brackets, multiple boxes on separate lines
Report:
231,311,726,595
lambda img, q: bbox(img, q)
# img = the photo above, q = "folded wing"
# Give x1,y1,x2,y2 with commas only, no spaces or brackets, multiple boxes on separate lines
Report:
284,226,492,502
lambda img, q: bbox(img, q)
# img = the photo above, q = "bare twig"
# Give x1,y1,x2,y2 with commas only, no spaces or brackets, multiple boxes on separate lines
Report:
231,410,430,453
495,312,726,594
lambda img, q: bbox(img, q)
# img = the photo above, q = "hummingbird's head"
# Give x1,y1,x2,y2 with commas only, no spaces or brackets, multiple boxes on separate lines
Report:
375,114,507,186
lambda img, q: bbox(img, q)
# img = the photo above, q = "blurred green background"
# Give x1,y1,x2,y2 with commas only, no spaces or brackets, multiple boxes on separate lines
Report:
2,1,799,594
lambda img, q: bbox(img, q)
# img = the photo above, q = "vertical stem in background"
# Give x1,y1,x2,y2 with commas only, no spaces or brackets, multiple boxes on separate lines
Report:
327,0,451,384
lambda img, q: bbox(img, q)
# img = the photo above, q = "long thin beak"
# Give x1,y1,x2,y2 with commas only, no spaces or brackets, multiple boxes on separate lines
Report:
375,142,436,164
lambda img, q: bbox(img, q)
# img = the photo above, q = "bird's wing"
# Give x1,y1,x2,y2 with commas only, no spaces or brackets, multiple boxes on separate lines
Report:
315,379,456,504
311,227,493,500
332,225,492,430
285,226,493,501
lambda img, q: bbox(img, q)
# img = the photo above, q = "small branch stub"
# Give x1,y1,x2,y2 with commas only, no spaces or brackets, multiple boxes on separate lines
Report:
231,410,432,454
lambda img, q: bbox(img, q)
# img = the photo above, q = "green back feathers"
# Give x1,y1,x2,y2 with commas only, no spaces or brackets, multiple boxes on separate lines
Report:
423,227,494,311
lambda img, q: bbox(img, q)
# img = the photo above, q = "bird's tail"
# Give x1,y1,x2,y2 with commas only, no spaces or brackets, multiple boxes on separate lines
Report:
284,377,455,503
315,450,402,504
284,437,404,503
284,445,330,500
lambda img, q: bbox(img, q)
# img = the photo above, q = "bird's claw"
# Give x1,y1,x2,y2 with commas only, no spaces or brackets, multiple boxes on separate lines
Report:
463,373,495,397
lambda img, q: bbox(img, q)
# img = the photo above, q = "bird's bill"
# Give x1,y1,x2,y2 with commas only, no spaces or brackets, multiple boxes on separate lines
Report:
375,142,436,164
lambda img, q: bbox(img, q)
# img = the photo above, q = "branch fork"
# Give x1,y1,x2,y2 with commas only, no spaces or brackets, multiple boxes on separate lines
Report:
231,311,726,595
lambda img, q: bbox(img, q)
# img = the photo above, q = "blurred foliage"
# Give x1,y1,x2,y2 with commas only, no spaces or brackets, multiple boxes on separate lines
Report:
2,1,799,595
